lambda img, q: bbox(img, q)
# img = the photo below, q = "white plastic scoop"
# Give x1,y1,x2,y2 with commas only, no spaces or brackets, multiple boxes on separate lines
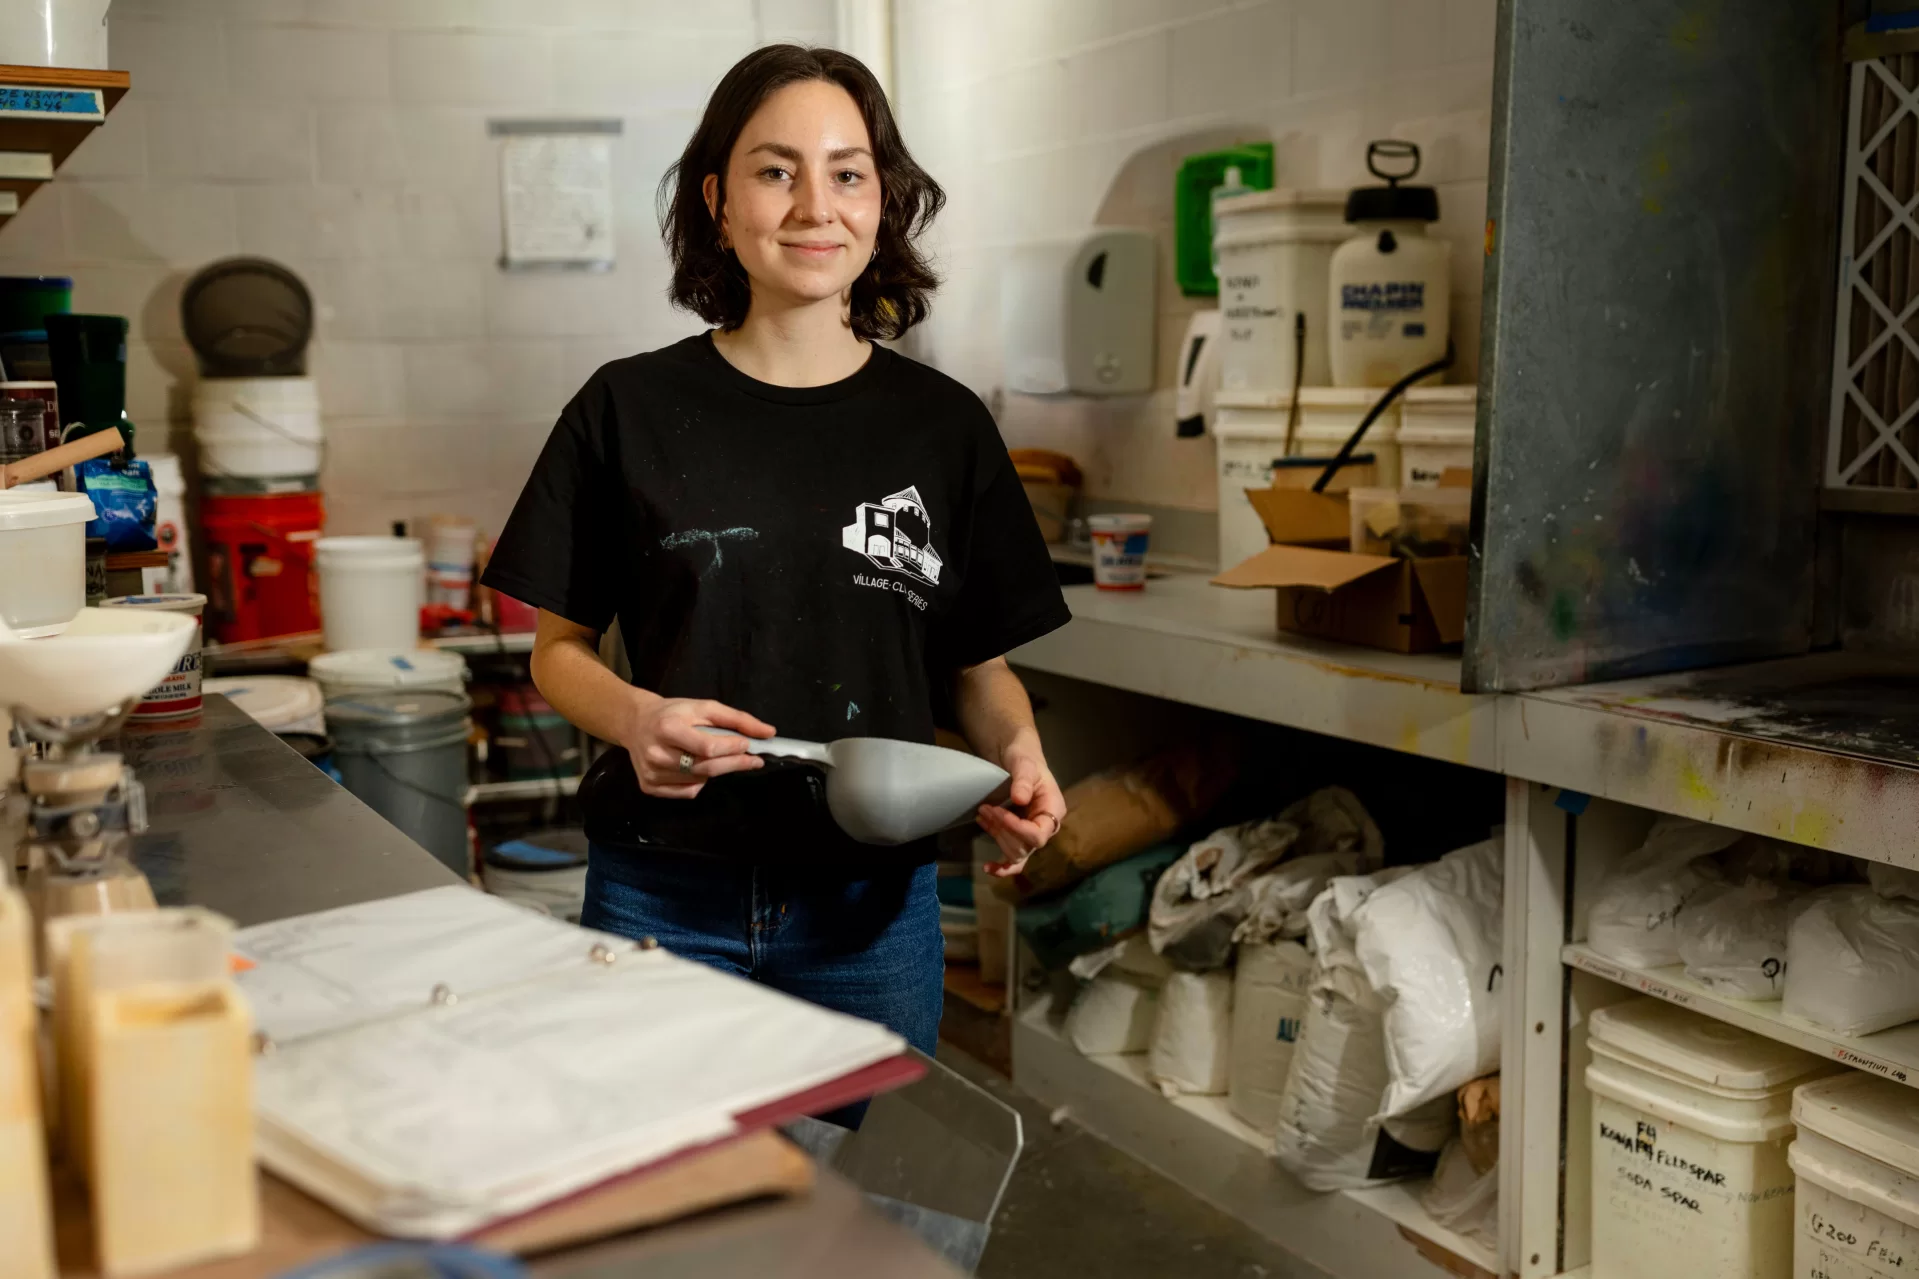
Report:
699,729,1010,846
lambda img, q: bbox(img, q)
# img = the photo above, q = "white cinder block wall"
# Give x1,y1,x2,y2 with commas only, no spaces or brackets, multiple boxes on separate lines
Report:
0,0,837,537
893,0,1497,518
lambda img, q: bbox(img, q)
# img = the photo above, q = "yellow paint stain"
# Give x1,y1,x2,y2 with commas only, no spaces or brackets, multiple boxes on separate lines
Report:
1642,196,1663,215
1672,8,1711,48
1399,721,1424,756
1678,762,1717,805
1787,806,1833,849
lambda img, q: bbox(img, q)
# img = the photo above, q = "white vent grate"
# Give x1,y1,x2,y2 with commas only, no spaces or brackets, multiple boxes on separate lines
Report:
1828,55,1919,491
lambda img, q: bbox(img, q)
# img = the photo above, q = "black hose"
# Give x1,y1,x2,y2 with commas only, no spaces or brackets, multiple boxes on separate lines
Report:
1311,339,1457,493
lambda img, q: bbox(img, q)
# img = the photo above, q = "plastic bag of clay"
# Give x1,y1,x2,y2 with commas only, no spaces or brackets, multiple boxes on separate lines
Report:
1069,934,1174,985
1354,838,1503,1119
1586,817,1744,967
1422,1139,1498,1250
1868,861,1919,903
1272,869,1436,1192
1016,844,1181,971
1148,816,1301,970
1233,850,1376,946
1150,787,1384,970
1148,969,1234,1096
995,737,1239,901
1065,972,1161,1055
1228,939,1313,1133
1676,875,1802,1000
1785,885,1919,1035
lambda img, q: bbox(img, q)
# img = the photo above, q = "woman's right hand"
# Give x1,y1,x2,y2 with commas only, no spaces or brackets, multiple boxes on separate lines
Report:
624,695,777,799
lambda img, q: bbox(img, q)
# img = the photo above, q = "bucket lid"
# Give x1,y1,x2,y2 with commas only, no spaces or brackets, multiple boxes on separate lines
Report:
1794,1073,1919,1180
310,648,465,689
204,676,324,732
1589,1000,1831,1091
325,689,470,729
0,489,94,530
101,592,207,614
315,535,423,562
1214,187,1347,215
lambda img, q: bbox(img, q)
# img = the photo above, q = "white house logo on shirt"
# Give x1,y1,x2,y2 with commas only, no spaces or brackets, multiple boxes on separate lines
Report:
842,485,943,586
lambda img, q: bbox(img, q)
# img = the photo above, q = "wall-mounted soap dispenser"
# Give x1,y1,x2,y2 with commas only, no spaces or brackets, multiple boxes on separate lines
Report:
1001,228,1156,396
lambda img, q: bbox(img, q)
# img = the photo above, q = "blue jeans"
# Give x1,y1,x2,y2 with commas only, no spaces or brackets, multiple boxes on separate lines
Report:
581,845,944,1119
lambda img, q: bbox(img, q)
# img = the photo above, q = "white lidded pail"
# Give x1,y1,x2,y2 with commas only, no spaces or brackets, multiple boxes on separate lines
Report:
1212,189,1348,396
425,515,477,609
1790,1072,1919,1279
1585,999,1836,1279
193,376,322,485
0,489,93,636
203,675,325,736
1399,386,1477,488
0,0,111,69
309,648,465,701
315,536,423,652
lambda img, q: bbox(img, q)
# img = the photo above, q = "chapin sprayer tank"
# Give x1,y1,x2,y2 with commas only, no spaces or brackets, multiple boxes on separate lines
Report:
1329,140,1451,388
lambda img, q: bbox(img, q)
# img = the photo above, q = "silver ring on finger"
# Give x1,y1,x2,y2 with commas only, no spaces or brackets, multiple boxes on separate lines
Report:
678,752,695,774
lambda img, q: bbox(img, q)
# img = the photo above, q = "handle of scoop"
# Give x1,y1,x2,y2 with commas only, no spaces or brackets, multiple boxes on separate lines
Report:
694,726,831,768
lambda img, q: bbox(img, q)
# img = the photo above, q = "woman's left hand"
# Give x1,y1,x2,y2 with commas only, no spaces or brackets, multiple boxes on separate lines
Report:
978,740,1065,877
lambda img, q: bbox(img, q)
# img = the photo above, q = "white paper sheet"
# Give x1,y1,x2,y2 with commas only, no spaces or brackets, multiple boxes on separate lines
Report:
234,885,634,1044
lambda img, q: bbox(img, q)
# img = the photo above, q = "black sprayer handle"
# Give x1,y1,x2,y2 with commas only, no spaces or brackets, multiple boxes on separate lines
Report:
1311,340,1457,494
1367,139,1422,186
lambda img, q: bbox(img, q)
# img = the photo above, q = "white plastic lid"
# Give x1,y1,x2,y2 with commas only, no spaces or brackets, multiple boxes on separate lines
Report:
1404,386,1479,407
101,593,207,615
203,675,324,732
1088,513,1152,531
0,489,94,531
308,647,465,688
314,535,423,563
1794,1072,1919,1180
1588,999,1831,1091
1213,187,1347,214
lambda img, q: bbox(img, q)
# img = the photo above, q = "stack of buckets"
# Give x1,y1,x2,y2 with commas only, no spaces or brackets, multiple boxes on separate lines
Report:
194,374,324,644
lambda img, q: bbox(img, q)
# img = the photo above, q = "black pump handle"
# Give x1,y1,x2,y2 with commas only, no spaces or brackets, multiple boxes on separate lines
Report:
1367,140,1421,186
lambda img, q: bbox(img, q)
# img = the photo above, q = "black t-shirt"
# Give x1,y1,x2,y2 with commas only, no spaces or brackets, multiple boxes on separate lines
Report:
482,333,1071,866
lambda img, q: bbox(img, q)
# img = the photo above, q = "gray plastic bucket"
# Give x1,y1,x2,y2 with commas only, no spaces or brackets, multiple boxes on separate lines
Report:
327,689,470,875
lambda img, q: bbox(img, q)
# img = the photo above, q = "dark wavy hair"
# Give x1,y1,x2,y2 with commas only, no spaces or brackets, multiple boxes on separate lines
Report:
660,45,944,341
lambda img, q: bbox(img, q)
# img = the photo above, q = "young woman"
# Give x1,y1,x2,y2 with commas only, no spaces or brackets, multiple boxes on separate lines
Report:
482,45,1070,1061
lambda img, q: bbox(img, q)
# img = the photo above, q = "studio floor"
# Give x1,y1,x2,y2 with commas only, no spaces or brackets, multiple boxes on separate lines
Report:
935,1045,1329,1279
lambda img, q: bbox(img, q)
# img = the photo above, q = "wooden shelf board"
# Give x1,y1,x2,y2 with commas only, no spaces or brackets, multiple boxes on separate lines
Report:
1563,943,1919,1088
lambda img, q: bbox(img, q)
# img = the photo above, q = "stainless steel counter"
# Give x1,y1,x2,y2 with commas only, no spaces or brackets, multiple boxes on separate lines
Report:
116,695,961,1278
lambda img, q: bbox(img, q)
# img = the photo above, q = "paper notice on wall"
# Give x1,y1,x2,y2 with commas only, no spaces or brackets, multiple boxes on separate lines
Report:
498,128,616,269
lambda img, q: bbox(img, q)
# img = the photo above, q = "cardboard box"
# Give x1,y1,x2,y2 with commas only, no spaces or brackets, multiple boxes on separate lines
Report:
1211,487,1469,654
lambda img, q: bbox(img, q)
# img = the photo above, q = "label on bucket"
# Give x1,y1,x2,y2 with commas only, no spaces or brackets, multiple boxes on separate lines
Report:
133,620,203,720
1798,1179,1916,1278
1091,529,1150,591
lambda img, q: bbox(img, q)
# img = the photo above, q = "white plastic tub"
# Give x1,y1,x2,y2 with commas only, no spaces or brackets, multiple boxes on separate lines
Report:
99,593,206,719
1585,999,1835,1279
1399,386,1478,487
308,648,465,701
193,376,322,482
0,489,94,636
1213,390,1403,569
1212,189,1349,395
1791,1072,1919,1279
315,536,424,653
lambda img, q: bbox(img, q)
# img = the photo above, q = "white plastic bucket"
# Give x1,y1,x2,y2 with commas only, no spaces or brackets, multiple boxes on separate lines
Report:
315,536,423,652
1790,1072,1919,1279
1088,513,1151,591
1584,1000,1834,1279
0,0,111,69
1212,189,1348,395
99,593,206,719
142,452,193,593
193,376,322,482
425,515,476,609
0,489,92,636
308,648,465,701
1213,391,1403,569
1400,386,1478,488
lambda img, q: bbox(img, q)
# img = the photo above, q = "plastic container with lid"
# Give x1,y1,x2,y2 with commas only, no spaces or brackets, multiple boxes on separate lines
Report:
1330,141,1452,388
1585,998,1837,1279
1212,391,1402,569
1213,188,1349,395
315,536,424,653
327,690,471,875
0,489,94,636
192,376,322,485
1790,1072,1919,1279
308,648,466,702
99,594,208,719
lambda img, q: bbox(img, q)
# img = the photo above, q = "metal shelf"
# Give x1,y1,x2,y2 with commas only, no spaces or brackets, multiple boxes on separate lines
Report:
1563,943,1919,1088
1010,575,1497,770
0,64,128,222
463,774,580,806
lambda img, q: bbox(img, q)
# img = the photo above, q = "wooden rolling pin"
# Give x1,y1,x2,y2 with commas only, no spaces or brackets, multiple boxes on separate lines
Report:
0,429,125,489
